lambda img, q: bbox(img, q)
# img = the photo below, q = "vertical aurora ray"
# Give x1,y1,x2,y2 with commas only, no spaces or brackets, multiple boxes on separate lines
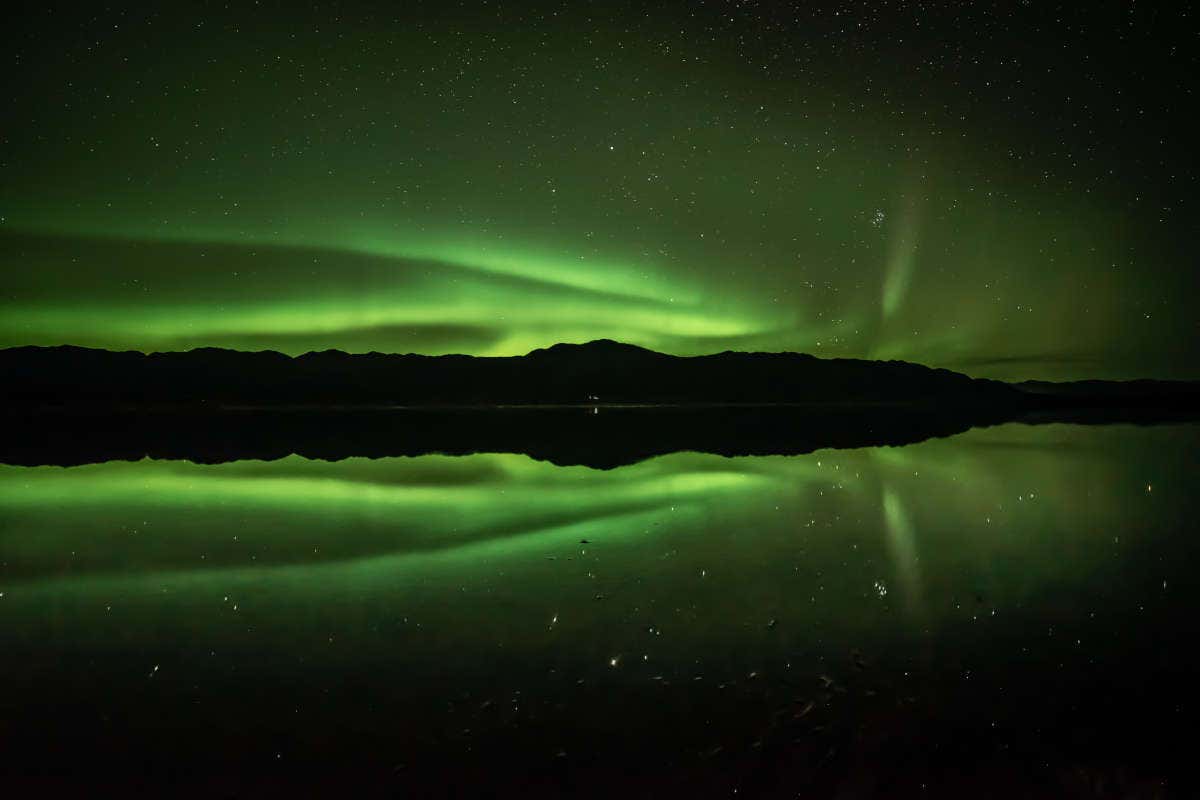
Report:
881,194,922,323
881,485,923,618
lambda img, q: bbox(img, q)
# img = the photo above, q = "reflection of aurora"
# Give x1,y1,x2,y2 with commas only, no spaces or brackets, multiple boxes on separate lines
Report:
1,423,1191,653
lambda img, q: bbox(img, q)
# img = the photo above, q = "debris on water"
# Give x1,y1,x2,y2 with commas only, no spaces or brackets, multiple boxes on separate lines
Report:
851,649,867,671
766,618,778,630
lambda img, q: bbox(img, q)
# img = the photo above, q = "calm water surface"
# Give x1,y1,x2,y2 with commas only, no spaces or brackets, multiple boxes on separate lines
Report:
1,422,1197,796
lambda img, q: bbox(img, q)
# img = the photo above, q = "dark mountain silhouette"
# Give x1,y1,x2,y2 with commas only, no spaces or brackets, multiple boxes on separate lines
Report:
3,339,1022,408
2,341,1197,468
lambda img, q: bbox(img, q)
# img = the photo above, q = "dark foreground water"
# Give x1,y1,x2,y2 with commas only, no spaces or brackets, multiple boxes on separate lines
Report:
1,422,1197,797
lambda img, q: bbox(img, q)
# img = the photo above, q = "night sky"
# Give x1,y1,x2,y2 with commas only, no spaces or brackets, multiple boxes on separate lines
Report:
2,1,1196,380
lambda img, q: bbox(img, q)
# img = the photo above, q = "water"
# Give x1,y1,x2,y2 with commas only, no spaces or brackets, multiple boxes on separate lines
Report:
1,422,1197,796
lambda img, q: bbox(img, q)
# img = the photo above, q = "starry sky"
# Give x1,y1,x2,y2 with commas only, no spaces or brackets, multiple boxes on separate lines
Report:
1,1,1196,380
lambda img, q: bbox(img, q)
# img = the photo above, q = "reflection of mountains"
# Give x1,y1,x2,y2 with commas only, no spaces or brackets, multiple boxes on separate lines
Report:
3,339,1198,468
3,403,1198,469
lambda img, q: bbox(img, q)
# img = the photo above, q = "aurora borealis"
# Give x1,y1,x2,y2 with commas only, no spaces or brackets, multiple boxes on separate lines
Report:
4,5,1200,791
2,2,1196,379
4,424,1199,790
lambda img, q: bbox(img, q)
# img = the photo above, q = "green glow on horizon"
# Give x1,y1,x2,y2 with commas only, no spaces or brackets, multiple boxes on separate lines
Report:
0,3,1192,379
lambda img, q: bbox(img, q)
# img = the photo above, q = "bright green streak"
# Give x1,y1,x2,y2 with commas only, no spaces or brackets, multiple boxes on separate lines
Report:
1,421,1195,783
0,424,1190,652
0,7,1191,379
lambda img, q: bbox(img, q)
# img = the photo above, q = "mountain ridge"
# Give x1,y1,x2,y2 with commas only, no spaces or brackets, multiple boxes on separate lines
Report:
2,339,1022,408
2,339,1197,411
3,340,1198,468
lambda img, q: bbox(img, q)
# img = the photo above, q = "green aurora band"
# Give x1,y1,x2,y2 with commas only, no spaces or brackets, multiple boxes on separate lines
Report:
2,3,1194,380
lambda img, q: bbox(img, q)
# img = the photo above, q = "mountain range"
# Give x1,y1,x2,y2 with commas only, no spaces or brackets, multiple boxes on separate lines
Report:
3,340,1197,467
5,338,1199,409
0,338,1049,408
